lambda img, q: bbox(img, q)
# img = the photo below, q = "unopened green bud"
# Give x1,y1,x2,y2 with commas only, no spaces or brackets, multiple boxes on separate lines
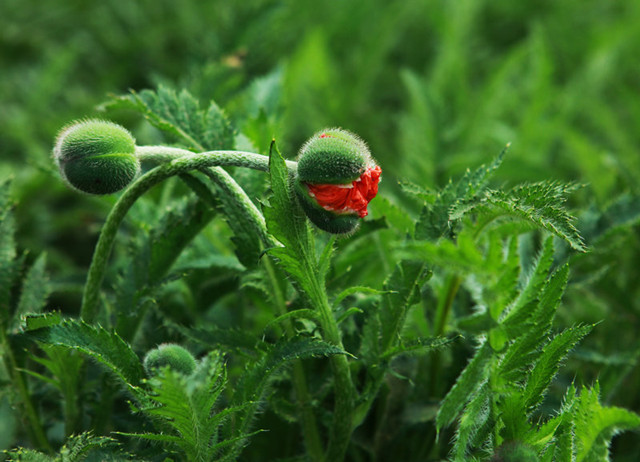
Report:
295,129,381,234
143,343,197,376
53,119,139,195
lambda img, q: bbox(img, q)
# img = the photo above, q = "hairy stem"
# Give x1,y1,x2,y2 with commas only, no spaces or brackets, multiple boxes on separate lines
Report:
81,149,295,324
301,258,354,462
263,257,324,461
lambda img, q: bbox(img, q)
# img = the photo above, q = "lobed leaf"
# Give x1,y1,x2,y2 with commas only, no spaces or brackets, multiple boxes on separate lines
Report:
27,319,144,389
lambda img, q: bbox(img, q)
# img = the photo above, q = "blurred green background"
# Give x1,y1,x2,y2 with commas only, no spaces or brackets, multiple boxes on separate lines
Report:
2,0,640,456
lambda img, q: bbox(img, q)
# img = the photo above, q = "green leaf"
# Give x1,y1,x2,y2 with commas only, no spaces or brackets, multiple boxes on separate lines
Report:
333,285,393,306
103,85,235,151
501,237,555,328
452,181,586,252
452,383,491,462
199,168,267,269
27,320,144,389
264,141,317,297
573,384,640,462
16,253,49,318
523,324,593,412
235,337,348,404
137,352,252,461
21,311,62,331
0,179,17,323
499,264,569,380
414,146,506,241
380,336,454,361
174,323,263,356
379,261,431,355
437,342,493,431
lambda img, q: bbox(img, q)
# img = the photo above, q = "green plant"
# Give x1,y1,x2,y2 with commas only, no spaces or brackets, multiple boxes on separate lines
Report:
2,84,639,461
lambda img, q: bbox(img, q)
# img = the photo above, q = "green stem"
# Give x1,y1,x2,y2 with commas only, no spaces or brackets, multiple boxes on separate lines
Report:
301,259,354,462
433,275,462,337
0,329,53,453
81,149,295,324
136,146,299,171
263,257,324,462
428,274,462,397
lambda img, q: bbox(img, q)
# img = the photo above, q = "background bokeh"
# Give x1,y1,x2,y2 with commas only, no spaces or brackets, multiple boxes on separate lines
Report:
2,0,640,457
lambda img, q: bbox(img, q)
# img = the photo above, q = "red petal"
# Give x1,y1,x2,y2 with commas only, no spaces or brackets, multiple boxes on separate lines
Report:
306,166,381,218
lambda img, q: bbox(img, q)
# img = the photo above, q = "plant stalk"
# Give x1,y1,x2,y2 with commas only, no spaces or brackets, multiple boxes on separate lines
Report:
80,149,296,324
263,256,324,462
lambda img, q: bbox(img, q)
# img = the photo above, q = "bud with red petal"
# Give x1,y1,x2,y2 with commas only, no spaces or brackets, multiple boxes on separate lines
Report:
295,129,381,234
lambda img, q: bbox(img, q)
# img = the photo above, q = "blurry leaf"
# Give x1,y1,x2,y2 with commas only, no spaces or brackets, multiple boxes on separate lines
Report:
15,253,49,318
21,311,62,331
0,179,17,322
381,336,453,361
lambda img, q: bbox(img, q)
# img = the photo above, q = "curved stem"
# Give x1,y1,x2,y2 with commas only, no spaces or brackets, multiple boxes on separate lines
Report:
136,146,299,172
81,149,295,324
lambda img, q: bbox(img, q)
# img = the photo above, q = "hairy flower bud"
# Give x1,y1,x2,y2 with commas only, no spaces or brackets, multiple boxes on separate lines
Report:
143,343,197,377
53,119,140,195
295,128,381,234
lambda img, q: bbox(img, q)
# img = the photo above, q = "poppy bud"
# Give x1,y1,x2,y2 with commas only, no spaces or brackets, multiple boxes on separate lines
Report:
143,343,197,377
53,119,140,195
295,129,381,234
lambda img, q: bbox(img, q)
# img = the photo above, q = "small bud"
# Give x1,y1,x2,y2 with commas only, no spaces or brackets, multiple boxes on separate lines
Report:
143,343,197,377
53,119,139,195
491,442,539,462
295,129,381,234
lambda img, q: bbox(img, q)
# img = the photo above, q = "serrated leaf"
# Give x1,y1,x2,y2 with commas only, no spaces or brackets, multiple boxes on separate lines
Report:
264,141,317,297
103,85,234,151
452,383,491,461
139,352,241,461
437,342,493,431
235,337,348,403
27,320,144,389
200,168,267,268
380,261,431,352
523,324,593,412
414,146,506,241
57,432,120,462
451,181,586,252
561,382,639,462
21,311,62,331
333,285,393,306
381,336,454,361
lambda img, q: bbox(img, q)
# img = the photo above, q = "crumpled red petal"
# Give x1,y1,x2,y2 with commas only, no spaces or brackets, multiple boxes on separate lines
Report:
306,166,381,218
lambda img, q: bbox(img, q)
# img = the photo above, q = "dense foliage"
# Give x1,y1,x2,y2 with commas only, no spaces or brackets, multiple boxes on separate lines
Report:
2,1,640,460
